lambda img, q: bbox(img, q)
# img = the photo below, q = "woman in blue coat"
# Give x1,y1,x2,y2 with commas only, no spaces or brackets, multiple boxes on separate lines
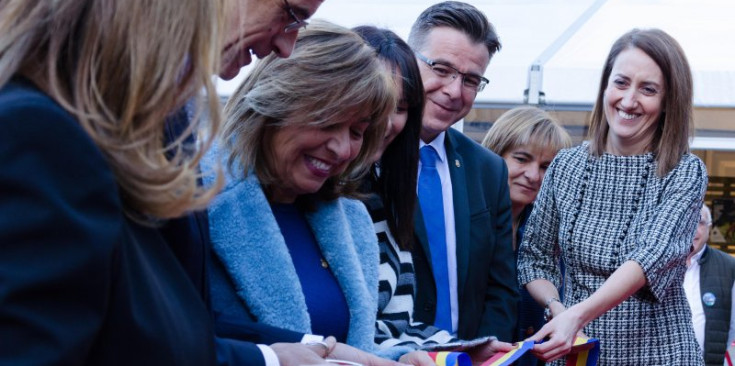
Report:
202,20,408,365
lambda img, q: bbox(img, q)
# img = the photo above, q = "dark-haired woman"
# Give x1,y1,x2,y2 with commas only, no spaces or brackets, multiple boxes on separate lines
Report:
354,25,512,365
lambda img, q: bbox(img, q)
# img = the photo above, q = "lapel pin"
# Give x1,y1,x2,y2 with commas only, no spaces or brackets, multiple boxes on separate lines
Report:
455,160,461,168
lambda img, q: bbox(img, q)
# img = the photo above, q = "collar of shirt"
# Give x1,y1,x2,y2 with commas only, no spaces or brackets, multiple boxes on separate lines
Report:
688,244,707,268
419,130,448,164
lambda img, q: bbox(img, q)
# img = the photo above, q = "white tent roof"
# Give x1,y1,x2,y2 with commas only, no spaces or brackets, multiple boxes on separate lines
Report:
216,0,735,108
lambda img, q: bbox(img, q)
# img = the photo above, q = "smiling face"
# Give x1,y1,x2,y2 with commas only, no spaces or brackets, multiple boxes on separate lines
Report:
502,144,557,213
219,0,324,80
265,117,370,203
372,70,408,162
415,27,489,142
603,47,665,155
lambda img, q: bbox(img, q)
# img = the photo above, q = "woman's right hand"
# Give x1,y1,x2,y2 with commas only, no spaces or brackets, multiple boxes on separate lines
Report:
527,304,586,362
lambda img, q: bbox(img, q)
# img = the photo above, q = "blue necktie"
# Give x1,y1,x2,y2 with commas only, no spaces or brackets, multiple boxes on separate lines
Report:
418,145,452,331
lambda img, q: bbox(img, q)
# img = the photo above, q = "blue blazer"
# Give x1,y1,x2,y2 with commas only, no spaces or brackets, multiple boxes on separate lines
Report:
0,78,217,365
202,148,381,353
412,128,519,341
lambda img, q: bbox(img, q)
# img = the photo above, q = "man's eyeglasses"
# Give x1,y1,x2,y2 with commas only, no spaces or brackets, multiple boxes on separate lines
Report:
415,53,489,92
283,0,308,33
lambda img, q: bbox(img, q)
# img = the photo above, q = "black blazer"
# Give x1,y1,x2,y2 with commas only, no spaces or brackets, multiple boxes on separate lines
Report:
412,128,519,341
0,78,217,365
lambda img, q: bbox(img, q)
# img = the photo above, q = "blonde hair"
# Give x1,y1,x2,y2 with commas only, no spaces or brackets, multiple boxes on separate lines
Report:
0,0,224,219
482,106,572,156
223,20,395,200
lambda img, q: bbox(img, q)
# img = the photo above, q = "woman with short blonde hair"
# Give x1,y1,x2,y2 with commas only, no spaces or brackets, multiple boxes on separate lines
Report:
482,106,571,160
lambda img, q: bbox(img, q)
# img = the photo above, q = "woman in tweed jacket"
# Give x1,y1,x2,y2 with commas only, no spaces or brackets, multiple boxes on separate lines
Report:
518,28,706,365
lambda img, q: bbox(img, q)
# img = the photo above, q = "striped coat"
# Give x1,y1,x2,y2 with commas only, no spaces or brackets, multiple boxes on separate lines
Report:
363,193,457,350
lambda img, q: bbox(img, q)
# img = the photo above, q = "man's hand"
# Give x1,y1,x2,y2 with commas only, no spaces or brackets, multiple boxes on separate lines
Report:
271,336,337,366
466,339,514,365
329,342,407,366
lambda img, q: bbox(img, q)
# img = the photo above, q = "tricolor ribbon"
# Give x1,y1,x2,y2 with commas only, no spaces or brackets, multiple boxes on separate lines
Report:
427,351,472,366
481,340,535,366
565,336,600,366
475,336,600,366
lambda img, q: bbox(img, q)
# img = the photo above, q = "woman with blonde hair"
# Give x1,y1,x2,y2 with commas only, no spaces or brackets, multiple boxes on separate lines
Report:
483,106,572,246
0,0,223,364
482,105,571,366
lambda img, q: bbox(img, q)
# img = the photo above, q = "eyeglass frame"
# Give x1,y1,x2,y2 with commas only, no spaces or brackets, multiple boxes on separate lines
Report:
283,0,309,33
415,52,489,92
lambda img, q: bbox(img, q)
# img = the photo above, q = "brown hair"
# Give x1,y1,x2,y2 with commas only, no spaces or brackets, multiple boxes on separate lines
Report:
588,28,693,177
223,20,395,202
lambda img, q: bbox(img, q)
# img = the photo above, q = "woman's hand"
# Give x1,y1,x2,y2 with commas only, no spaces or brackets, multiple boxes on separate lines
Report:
272,336,338,366
527,305,585,362
329,341,408,366
398,350,436,366
465,339,514,365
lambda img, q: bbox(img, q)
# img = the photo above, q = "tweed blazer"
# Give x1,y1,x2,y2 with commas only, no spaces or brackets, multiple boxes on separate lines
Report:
518,144,707,365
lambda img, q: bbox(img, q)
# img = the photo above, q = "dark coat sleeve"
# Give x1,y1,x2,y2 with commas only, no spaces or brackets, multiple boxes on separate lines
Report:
0,86,121,364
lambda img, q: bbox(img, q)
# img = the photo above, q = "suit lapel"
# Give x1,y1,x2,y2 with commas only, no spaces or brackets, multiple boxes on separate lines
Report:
445,131,470,299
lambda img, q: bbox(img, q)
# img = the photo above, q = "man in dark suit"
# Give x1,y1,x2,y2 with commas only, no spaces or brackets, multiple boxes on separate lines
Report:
407,1,519,341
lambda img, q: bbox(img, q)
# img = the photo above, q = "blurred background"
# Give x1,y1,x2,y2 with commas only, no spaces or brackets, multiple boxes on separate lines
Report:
217,0,735,251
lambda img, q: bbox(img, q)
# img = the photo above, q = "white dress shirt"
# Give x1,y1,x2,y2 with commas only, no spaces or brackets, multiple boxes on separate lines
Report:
258,345,279,366
684,245,707,356
418,131,458,334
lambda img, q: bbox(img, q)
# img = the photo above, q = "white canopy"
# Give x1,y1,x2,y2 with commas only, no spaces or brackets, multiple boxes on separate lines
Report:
217,0,735,108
